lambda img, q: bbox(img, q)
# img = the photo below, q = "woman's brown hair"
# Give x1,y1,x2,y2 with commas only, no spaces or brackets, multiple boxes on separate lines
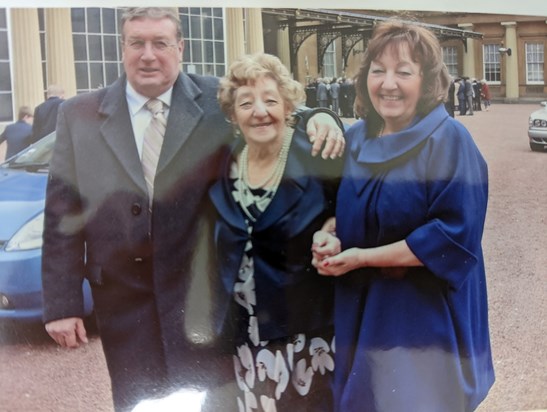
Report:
354,19,451,135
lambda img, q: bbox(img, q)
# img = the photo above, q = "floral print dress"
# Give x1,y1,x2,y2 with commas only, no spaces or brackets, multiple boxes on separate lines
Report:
229,165,335,412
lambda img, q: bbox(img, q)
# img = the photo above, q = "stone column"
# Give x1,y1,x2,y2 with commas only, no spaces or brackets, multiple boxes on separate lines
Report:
458,23,477,78
245,8,264,54
276,25,291,72
44,8,77,98
225,8,245,65
501,21,519,101
10,9,44,111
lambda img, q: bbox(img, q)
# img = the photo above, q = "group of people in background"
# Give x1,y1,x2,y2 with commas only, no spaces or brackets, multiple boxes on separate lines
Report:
0,84,64,160
451,76,492,116
0,7,497,412
305,76,356,118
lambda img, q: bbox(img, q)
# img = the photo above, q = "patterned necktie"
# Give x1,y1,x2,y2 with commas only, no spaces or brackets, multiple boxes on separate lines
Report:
142,98,167,205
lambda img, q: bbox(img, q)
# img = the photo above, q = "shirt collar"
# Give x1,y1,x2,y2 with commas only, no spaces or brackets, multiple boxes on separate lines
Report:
125,81,173,116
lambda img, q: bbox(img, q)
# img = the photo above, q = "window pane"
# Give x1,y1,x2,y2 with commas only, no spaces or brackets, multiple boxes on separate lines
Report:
87,8,101,33
204,41,213,61
203,17,213,40
180,14,190,38
0,31,8,60
183,45,190,62
88,35,103,61
38,8,44,30
105,63,119,86
73,34,87,61
0,93,13,122
191,40,202,62
89,62,104,89
215,42,225,63
190,15,201,38
75,62,89,90
103,35,118,61
102,8,116,33
71,8,86,32
0,61,11,90
0,9,6,27
214,18,223,40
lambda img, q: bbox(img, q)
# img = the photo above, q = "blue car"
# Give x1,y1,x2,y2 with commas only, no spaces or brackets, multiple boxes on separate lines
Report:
0,132,93,322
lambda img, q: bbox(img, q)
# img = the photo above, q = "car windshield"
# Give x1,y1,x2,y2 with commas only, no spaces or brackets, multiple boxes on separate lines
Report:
2,132,55,171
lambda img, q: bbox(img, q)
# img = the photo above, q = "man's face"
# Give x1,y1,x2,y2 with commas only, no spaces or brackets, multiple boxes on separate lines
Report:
122,17,183,98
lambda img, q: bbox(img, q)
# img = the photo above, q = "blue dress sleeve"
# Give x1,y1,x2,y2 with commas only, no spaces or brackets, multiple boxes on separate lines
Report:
406,120,488,290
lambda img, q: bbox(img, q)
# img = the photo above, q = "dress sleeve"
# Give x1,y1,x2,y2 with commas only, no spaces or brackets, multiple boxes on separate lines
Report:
406,122,488,290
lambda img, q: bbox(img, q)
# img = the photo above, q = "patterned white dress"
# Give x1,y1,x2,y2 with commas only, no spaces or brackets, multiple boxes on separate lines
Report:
229,164,335,412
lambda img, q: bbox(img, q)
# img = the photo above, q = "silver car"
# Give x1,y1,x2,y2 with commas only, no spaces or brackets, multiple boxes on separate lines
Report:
528,101,547,152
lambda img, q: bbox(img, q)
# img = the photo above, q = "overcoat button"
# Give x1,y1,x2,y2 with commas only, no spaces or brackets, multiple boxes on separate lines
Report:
131,203,142,215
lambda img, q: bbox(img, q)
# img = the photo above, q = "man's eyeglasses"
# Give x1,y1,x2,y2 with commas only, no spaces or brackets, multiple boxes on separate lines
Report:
123,39,178,53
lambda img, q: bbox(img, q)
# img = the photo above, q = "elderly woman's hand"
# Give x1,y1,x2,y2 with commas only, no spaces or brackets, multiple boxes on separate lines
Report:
306,112,345,159
311,230,342,273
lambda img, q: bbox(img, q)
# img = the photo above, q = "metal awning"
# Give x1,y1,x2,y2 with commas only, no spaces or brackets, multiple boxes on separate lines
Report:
262,8,483,74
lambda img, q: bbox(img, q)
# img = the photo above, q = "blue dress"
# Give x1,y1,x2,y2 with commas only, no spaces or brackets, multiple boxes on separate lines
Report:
334,104,494,412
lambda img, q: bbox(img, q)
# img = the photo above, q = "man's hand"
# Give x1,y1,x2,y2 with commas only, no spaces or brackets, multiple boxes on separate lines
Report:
306,113,345,159
45,317,88,348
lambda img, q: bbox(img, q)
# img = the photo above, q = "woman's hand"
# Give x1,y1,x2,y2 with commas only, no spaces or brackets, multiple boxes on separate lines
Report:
311,230,342,274
306,112,345,159
313,247,365,276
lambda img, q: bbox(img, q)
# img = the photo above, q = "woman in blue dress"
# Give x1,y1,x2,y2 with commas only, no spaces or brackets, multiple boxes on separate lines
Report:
312,20,494,412
211,53,343,412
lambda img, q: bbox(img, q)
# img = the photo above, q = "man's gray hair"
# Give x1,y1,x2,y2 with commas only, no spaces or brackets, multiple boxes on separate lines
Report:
121,7,182,41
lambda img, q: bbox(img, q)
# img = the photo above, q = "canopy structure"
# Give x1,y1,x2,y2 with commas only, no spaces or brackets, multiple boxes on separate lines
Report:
262,8,483,74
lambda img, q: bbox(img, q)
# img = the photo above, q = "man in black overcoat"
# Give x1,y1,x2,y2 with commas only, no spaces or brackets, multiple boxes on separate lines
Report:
41,8,343,412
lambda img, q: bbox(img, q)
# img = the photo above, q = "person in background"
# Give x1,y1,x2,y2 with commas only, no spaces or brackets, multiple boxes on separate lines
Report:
457,77,466,115
316,78,329,108
445,76,456,117
473,79,482,111
305,79,317,108
481,79,492,111
312,20,494,412
465,76,474,115
31,84,64,143
211,52,343,412
0,105,34,160
329,77,341,115
41,7,344,412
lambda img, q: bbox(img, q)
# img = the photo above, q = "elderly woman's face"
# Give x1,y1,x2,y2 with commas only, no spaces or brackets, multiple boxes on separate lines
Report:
232,76,290,147
367,42,422,132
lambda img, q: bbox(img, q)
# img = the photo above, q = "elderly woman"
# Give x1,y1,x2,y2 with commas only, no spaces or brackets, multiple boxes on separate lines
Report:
210,53,343,411
312,21,494,411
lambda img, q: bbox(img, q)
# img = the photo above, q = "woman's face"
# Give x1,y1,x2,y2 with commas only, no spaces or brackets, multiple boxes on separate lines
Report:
367,43,423,133
232,76,290,148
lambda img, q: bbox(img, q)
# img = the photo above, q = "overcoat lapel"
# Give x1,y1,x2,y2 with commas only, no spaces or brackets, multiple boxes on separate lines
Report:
98,75,147,193
157,73,204,175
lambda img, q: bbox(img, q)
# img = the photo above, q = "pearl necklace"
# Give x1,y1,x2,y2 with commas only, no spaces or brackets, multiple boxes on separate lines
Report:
237,127,294,222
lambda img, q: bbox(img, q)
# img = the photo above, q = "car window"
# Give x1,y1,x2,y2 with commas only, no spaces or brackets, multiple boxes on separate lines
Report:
3,132,56,170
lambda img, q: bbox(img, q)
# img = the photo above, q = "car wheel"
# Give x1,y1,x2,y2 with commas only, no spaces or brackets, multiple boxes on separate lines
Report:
530,142,546,152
